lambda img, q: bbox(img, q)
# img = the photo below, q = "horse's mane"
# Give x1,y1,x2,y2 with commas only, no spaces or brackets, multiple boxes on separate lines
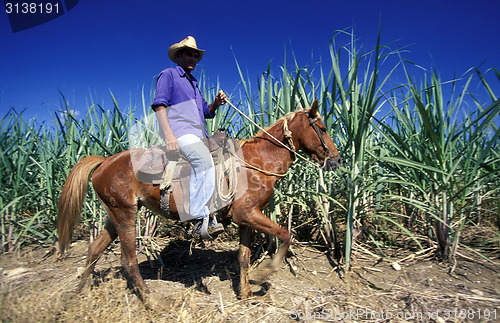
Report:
239,110,299,145
240,108,321,145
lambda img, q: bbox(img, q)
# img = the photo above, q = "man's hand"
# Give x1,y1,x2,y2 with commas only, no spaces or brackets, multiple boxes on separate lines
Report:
164,135,179,159
214,90,227,107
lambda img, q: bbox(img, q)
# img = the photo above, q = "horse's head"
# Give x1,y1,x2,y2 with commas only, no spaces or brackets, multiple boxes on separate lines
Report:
291,100,341,171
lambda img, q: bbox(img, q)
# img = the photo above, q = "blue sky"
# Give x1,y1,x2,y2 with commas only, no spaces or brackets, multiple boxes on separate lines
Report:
1,0,499,122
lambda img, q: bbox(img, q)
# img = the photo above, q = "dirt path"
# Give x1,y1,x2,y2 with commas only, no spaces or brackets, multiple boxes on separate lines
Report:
1,239,499,322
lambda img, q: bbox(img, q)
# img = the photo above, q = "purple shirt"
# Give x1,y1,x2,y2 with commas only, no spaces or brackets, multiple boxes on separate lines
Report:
152,65,215,139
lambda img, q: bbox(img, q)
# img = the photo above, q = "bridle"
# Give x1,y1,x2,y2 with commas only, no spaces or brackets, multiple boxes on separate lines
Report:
283,113,335,168
308,116,331,155
284,114,330,154
224,98,334,173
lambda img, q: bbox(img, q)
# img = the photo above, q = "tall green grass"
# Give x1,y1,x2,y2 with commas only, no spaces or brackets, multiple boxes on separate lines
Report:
1,33,498,273
0,98,136,251
379,69,499,259
226,31,498,265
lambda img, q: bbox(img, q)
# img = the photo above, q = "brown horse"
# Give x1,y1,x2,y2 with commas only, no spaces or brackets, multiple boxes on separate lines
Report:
57,100,340,302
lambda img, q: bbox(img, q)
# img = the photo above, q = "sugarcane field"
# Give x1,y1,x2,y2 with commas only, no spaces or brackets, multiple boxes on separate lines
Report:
1,10,499,323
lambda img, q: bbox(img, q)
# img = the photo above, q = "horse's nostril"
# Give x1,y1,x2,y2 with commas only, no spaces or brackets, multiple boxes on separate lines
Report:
337,157,342,164
324,158,340,171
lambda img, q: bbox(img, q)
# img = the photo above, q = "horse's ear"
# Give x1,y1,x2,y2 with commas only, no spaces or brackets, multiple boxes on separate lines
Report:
309,99,319,118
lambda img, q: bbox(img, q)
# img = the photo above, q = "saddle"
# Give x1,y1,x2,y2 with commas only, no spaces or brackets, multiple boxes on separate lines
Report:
132,131,242,222
134,131,231,184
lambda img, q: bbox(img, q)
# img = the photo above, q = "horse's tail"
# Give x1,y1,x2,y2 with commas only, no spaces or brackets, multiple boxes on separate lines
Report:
57,155,106,256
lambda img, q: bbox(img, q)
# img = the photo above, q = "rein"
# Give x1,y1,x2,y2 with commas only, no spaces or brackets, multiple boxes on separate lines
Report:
224,98,322,171
229,150,290,177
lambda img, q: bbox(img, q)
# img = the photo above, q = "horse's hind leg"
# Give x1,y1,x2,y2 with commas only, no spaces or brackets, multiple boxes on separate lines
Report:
108,206,151,300
78,218,118,291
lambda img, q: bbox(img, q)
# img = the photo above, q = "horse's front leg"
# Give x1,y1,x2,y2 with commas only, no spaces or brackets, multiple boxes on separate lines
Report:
243,208,291,285
235,206,292,298
238,225,253,299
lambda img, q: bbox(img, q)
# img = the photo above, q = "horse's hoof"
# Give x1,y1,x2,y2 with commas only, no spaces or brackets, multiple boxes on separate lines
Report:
239,293,253,300
249,263,275,284
143,293,176,311
76,276,92,295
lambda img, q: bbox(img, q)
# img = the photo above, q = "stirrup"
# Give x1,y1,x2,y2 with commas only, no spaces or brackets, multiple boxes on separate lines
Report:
189,216,224,240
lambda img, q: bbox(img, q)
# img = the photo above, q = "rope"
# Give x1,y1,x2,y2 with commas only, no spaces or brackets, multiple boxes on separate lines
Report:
229,149,288,177
224,97,320,169
282,118,296,152
215,139,238,202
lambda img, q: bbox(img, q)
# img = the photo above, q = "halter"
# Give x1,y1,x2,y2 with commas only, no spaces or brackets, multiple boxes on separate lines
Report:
307,117,331,155
225,98,332,173
284,115,330,154
283,113,334,171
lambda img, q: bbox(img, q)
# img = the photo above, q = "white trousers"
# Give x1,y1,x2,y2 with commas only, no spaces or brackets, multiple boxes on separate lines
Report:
177,134,215,220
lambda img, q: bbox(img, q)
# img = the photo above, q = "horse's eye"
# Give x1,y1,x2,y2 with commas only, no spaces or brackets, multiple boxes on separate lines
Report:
319,127,327,133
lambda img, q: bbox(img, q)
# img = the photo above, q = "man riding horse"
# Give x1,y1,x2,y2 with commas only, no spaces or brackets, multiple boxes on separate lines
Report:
152,36,226,240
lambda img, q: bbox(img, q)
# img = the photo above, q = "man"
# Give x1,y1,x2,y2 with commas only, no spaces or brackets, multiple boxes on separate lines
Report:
152,36,226,239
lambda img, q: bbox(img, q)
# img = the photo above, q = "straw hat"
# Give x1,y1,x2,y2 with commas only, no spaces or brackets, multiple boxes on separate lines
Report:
168,36,205,64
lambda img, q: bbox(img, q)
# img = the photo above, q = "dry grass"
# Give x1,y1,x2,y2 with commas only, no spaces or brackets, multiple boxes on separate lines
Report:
1,235,499,323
